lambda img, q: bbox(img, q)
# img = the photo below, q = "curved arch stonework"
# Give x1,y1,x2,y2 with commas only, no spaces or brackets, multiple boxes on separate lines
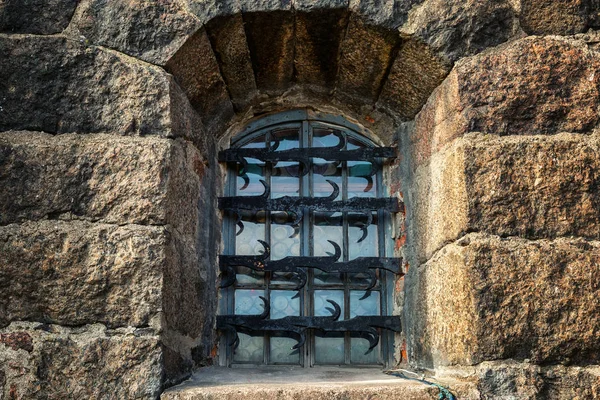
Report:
1,1,600,398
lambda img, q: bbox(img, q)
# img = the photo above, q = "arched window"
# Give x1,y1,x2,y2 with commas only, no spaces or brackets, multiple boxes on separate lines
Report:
217,110,403,367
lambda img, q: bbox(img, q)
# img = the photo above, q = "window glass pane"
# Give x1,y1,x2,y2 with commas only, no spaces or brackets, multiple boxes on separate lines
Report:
312,128,342,148
348,212,378,260
270,290,300,319
235,212,266,257
350,335,380,364
313,160,342,200
270,128,300,199
314,290,344,319
271,161,300,199
233,332,263,363
271,212,300,261
235,265,265,286
348,161,376,198
313,212,343,285
270,128,300,151
350,290,380,317
235,290,264,315
236,137,266,196
315,333,345,364
270,334,300,364
314,290,345,364
350,291,381,364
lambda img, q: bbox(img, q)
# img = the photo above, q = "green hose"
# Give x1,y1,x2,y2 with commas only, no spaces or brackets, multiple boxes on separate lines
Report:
384,370,457,400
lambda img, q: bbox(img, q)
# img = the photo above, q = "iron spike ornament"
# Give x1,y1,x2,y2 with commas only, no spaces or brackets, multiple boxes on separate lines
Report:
219,130,397,177
219,240,404,290
217,297,401,354
219,180,403,227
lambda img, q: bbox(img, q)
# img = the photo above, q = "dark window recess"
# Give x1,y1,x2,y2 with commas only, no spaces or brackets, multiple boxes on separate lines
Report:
217,111,404,367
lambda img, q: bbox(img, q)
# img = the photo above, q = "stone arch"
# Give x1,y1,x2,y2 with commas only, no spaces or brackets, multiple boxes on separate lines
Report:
2,0,600,398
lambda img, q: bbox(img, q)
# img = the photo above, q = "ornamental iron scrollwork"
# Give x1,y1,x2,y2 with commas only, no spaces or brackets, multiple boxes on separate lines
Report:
219,180,403,228
219,240,404,290
219,130,396,178
217,297,401,354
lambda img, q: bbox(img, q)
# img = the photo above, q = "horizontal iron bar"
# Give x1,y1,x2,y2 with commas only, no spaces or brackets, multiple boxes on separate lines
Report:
219,181,402,215
219,146,396,163
219,240,403,289
217,298,401,352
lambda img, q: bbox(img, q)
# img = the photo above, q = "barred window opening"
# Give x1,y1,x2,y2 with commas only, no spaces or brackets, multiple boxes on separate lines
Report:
217,111,402,368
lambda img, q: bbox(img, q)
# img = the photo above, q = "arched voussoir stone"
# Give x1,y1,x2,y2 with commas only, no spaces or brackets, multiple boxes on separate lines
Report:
165,7,455,141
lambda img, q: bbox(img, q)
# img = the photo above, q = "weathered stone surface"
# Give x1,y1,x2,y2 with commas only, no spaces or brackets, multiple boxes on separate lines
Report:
412,133,600,262
0,322,163,400
349,0,424,29
0,0,78,34
165,140,219,344
294,9,349,88
413,36,600,166
185,0,240,25
336,15,399,103
407,233,600,367
401,0,519,63
0,132,173,225
0,35,200,140
69,0,201,65
243,11,295,94
378,38,450,119
473,362,600,399
520,0,591,35
165,28,234,135
206,14,257,110
293,0,347,12
410,134,469,262
0,220,166,328
162,366,479,400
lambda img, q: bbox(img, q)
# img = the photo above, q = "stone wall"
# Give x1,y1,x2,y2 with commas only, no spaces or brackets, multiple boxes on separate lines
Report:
1,0,599,399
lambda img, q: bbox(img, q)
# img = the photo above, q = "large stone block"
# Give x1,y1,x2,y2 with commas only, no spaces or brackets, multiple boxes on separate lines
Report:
69,0,201,65
0,35,201,141
206,14,257,110
0,132,171,225
243,11,295,94
165,28,234,135
0,132,209,234
349,0,425,29
472,361,600,400
413,36,600,166
406,233,600,367
336,15,400,103
400,0,519,63
378,38,450,119
0,221,165,328
412,133,600,262
0,0,78,34
0,218,212,342
0,322,163,399
294,9,349,88
520,0,592,35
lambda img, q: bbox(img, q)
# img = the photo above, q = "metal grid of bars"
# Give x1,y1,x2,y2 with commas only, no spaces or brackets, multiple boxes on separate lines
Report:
218,110,402,368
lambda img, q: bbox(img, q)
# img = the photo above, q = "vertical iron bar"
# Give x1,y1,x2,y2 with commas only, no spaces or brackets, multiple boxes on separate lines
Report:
376,158,387,366
301,121,311,367
264,131,272,365
342,157,351,365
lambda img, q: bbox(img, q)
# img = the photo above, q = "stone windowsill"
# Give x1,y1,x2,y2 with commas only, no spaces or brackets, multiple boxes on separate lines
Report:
161,366,475,399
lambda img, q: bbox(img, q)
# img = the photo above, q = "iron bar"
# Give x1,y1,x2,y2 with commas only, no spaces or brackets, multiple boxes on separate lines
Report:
218,298,401,354
219,240,403,289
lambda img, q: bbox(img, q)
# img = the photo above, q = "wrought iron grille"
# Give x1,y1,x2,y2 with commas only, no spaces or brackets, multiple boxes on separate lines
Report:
218,110,403,367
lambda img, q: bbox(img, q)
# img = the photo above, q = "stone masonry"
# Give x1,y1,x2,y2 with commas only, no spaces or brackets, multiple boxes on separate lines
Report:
1,0,600,399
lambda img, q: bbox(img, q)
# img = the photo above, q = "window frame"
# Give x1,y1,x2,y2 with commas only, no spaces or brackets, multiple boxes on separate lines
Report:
218,109,398,368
